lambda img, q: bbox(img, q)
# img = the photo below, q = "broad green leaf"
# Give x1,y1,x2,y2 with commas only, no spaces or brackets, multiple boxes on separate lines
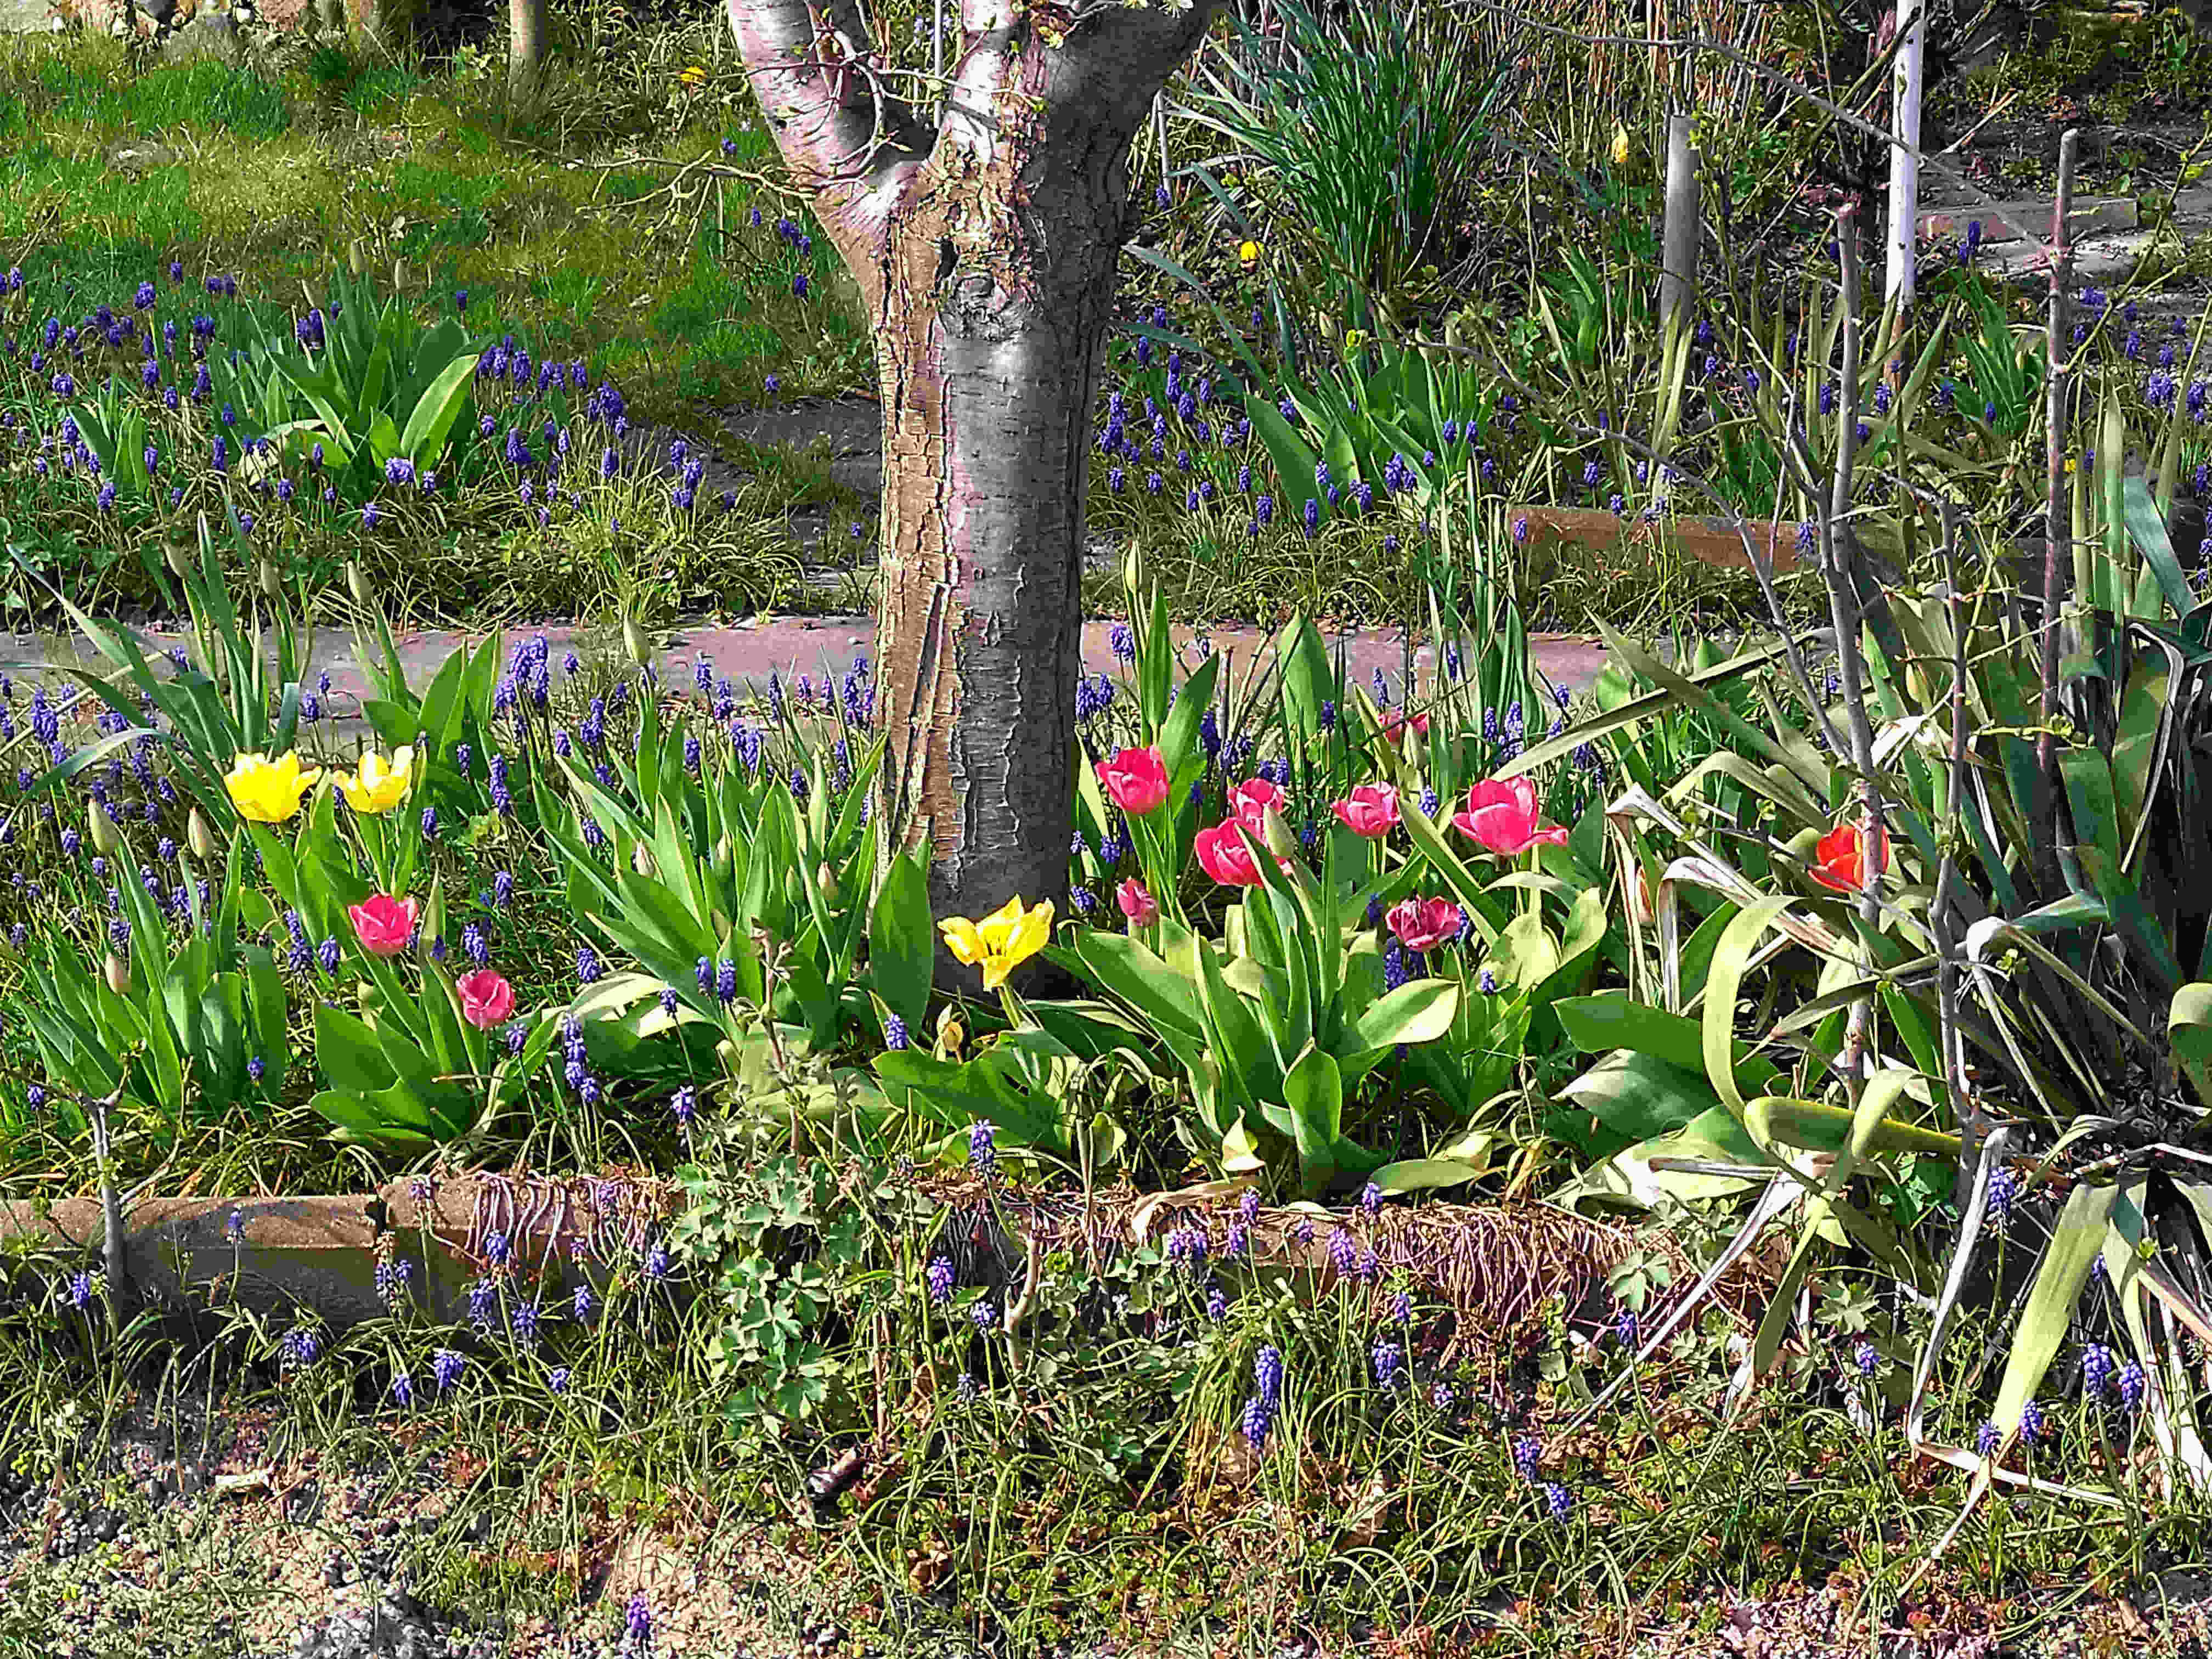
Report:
1556,991,1781,1092
306,1088,437,1149
1557,1049,1723,1143
866,851,934,1030
2172,981,2212,1103
1348,977,1458,1051
398,352,481,467
1702,898,1793,1120
1052,933,1204,1039
1283,1042,1343,1197
1991,1183,2118,1438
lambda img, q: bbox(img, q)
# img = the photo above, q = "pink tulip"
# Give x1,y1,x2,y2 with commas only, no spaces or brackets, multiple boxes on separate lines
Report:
1097,746,1170,816
1228,776,1287,831
1116,878,1159,926
348,893,419,958
1195,821,1266,886
455,968,515,1030
1450,777,1570,856
1331,783,1400,838
1386,897,1464,953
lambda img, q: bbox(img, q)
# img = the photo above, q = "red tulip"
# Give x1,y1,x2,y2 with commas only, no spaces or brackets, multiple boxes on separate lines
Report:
348,893,419,958
1097,746,1170,816
1228,776,1287,831
455,968,515,1030
1195,821,1266,886
1384,709,1430,746
1812,821,1887,892
1116,878,1159,926
1386,896,1464,953
1331,782,1400,838
1450,777,1570,856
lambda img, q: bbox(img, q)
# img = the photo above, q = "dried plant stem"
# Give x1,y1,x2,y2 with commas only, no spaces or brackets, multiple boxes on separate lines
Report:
1931,504,1988,1210
1818,204,1888,1087
2036,130,2081,829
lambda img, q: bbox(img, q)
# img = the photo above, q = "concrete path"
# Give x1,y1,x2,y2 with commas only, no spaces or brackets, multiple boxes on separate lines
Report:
8,614,1613,715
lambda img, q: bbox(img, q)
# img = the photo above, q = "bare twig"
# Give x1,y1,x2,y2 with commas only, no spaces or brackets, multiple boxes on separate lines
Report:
84,1081,131,1339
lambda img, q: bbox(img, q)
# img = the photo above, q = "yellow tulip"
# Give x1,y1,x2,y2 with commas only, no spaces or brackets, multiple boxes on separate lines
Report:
1610,125,1631,167
335,746,415,816
1238,240,1261,269
939,896,1054,991
224,751,323,825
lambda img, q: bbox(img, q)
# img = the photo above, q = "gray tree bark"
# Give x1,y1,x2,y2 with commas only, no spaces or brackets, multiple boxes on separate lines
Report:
724,0,1216,946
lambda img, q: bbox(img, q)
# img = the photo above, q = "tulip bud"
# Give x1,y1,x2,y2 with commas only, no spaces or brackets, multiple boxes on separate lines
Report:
623,617,650,669
631,842,658,878
163,533,192,579
104,953,131,996
816,861,837,902
392,257,409,294
347,239,364,278
421,880,446,964
258,560,281,601
936,1005,964,1057
187,809,216,862
88,799,119,856
347,561,374,609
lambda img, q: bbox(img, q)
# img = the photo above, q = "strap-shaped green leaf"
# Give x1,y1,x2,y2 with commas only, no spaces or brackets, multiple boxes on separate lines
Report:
1991,1182,2118,1439
1701,896,1793,1121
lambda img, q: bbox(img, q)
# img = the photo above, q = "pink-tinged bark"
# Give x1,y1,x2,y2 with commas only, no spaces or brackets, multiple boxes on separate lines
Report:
726,0,1217,954
509,0,549,95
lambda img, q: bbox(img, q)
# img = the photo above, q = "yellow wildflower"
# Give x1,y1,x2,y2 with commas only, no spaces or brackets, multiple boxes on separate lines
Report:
335,746,415,816
677,64,708,88
224,751,323,825
1610,125,1631,167
1344,329,1367,353
1238,240,1261,269
939,896,1054,991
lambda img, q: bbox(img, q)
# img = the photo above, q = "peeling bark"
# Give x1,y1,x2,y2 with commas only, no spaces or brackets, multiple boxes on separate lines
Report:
726,0,1216,946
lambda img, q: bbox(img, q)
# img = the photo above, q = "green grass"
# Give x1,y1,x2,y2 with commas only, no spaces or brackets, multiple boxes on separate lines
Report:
3,1184,2206,1657
35,55,291,137
0,33,866,442
342,64,426,119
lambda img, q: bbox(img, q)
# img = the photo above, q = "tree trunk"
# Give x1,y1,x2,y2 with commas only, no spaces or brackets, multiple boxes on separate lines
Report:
510,0,548,98
725,0,1215,945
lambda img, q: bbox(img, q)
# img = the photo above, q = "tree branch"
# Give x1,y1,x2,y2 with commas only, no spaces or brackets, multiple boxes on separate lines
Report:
725,0,934,270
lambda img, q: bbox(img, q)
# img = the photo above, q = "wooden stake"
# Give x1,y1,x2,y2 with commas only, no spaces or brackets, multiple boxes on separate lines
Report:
1883,0,1927,309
